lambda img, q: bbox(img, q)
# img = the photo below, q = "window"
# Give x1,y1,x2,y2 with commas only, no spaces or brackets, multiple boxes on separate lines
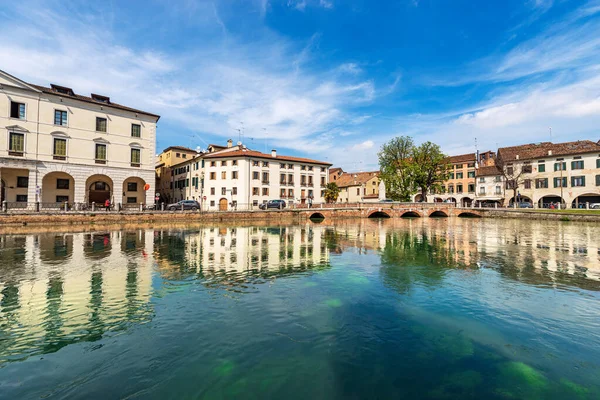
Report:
468,171,475,178
127,182,138,192
553,177,567,188
124,197,137,204
321,176,326,186
56,179,70,189
176,153,181,158
554,162,566,171
288,174,294,184
571,160,584,170
54,110,67,126
210,201,215,207
131,124,141,138
253,161,259,166
479,177,485,183
506,167,513,175
262,188,269,195
280,163,286,168
221,171,226,179
449,173,454,179
10,102,25,119
522,165,532,173
9,132,24,154
253,187,259,196
301,166,306,171
262,172,269,183
356,188,360,195
538,164,546,173
597,159,600,168
506,180,516,189
221,188,226,195
263,161,269,167
479,187,486,195
596,175,600,186
53,138,67,159
131,148,141,166
468,184,475,193
232,187,237,195
96,117,107,132
182,154,187,159
321,167,326,172
95,144,107,161
210,188,215,195
524,179,531,189
17,176,29,188
222,161,227,166
210,161,216,166
56,195,69,203
535,178,548,189
232,171,238,179
16,195,27,202
280,188,286,197
94,182,108,191
289,189,294,197
210,172,216,180
495,186,502,195
456,184,463,193
571,176,585,187
495,176,501,182
232,160,238,166
288,164,293,169
252,200,258,206
280,173,286,184
253,171,259,180
308,166,313,171
448,185,454,194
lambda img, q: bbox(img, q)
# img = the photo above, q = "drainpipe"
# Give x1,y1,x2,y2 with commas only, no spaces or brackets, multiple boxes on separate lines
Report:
35,93,41,202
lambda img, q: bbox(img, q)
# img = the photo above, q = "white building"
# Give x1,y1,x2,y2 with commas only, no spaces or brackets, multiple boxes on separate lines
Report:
0,70,159,208
168,141,331,210
496,141,600,208
474,166,505,207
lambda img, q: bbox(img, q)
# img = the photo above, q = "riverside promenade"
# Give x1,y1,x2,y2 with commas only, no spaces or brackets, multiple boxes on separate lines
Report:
1,202,600,228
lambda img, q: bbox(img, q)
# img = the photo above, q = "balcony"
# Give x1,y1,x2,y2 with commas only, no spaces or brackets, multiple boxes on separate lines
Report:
262,180,270,185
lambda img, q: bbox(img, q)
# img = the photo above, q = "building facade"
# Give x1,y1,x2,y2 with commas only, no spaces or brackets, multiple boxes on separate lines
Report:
155,146,198,203
0,70,159,208
163,142,331,210
475,166,505,206
496,141,600,208
334,171,381,203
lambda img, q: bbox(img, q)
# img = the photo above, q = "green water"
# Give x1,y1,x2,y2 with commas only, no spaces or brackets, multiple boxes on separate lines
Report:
1,219,599,399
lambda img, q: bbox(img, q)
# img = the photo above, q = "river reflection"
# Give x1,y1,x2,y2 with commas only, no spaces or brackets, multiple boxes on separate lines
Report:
1,219,600,399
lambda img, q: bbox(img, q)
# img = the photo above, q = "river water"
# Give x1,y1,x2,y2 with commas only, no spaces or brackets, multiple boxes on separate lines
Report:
1,218,599,399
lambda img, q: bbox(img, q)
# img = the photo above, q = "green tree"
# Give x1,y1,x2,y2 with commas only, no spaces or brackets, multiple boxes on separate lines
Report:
378,136,417,201
323,182,340,203
412,141,450,199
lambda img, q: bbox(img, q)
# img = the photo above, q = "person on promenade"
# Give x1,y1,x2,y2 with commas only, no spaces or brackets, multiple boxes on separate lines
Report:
104,198,111,211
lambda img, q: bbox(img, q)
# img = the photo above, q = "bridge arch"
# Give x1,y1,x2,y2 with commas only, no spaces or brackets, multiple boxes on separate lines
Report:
401,211,421,218
457,211,482,218
309,212,325,221
368,211,391,219
429,210,448,218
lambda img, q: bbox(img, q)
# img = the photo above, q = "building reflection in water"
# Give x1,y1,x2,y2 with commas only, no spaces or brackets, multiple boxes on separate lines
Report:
1,219,599,364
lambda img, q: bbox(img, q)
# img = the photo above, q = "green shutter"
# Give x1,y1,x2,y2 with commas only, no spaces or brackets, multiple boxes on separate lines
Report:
95,144,106,160
131,124,141,137
131,148,141,164
10,133,24,152
582,176,585,186
597,159,600,168
538,164,545,172
596,175,600,186
54,138,66,156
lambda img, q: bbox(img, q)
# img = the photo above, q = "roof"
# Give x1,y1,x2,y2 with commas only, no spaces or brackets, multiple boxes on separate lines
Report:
497,140,600,162
446,153,477,164
28,83,160,120
335,171,380,188
476,166,502,177
161,146,197,153
202,149,332,165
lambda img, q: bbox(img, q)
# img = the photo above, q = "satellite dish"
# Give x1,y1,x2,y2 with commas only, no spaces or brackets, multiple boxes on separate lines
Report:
237,141,242,146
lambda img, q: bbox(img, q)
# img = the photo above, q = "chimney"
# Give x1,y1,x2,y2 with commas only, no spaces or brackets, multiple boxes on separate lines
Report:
548,150,553,156
227,139,233,148
516,154,519,160
271,149,277,158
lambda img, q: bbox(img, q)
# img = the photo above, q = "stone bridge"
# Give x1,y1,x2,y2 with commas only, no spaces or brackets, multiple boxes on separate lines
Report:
293,202,483,220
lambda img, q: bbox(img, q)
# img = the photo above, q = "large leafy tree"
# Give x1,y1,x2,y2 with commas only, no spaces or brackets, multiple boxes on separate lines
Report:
323,182,341,203
412,141,450,199
378,136,417,201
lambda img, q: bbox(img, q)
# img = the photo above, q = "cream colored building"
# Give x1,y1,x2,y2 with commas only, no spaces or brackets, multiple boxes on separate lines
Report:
0,70,159,208
335,171,381,203
166,140,331,210
475,166,506,207
496,141,600,208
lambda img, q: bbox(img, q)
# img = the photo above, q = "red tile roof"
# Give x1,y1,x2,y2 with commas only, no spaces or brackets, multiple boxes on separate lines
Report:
201,149,331,165
498,140,600,161
28,83,160,119
335,171,380,188
476,166,502,177
445,153,477,164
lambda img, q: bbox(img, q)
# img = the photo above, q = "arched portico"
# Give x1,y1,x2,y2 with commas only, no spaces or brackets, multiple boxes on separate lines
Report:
86,174,114,205
537,195,564,209
461,197,473,207
122,177,146,206
571,193,600,209
42,171,75,205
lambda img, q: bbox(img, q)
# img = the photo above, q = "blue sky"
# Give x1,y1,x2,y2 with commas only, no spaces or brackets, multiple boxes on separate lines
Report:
2,0,599,170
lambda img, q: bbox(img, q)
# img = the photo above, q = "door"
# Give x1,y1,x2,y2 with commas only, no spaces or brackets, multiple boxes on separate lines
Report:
219,198,228,211
0,179,5,203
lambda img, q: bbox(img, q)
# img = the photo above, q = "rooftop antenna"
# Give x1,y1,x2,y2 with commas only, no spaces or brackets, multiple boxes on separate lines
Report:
474,137,479,168
549,127,552,141
239,121,244,144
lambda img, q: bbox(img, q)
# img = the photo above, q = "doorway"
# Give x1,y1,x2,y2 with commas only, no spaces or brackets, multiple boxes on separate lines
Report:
219,198,228,211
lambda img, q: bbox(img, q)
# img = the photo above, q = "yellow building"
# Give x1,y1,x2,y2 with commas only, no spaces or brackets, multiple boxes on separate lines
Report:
0,70,160,208
335,170,381,203
155,146,199,203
